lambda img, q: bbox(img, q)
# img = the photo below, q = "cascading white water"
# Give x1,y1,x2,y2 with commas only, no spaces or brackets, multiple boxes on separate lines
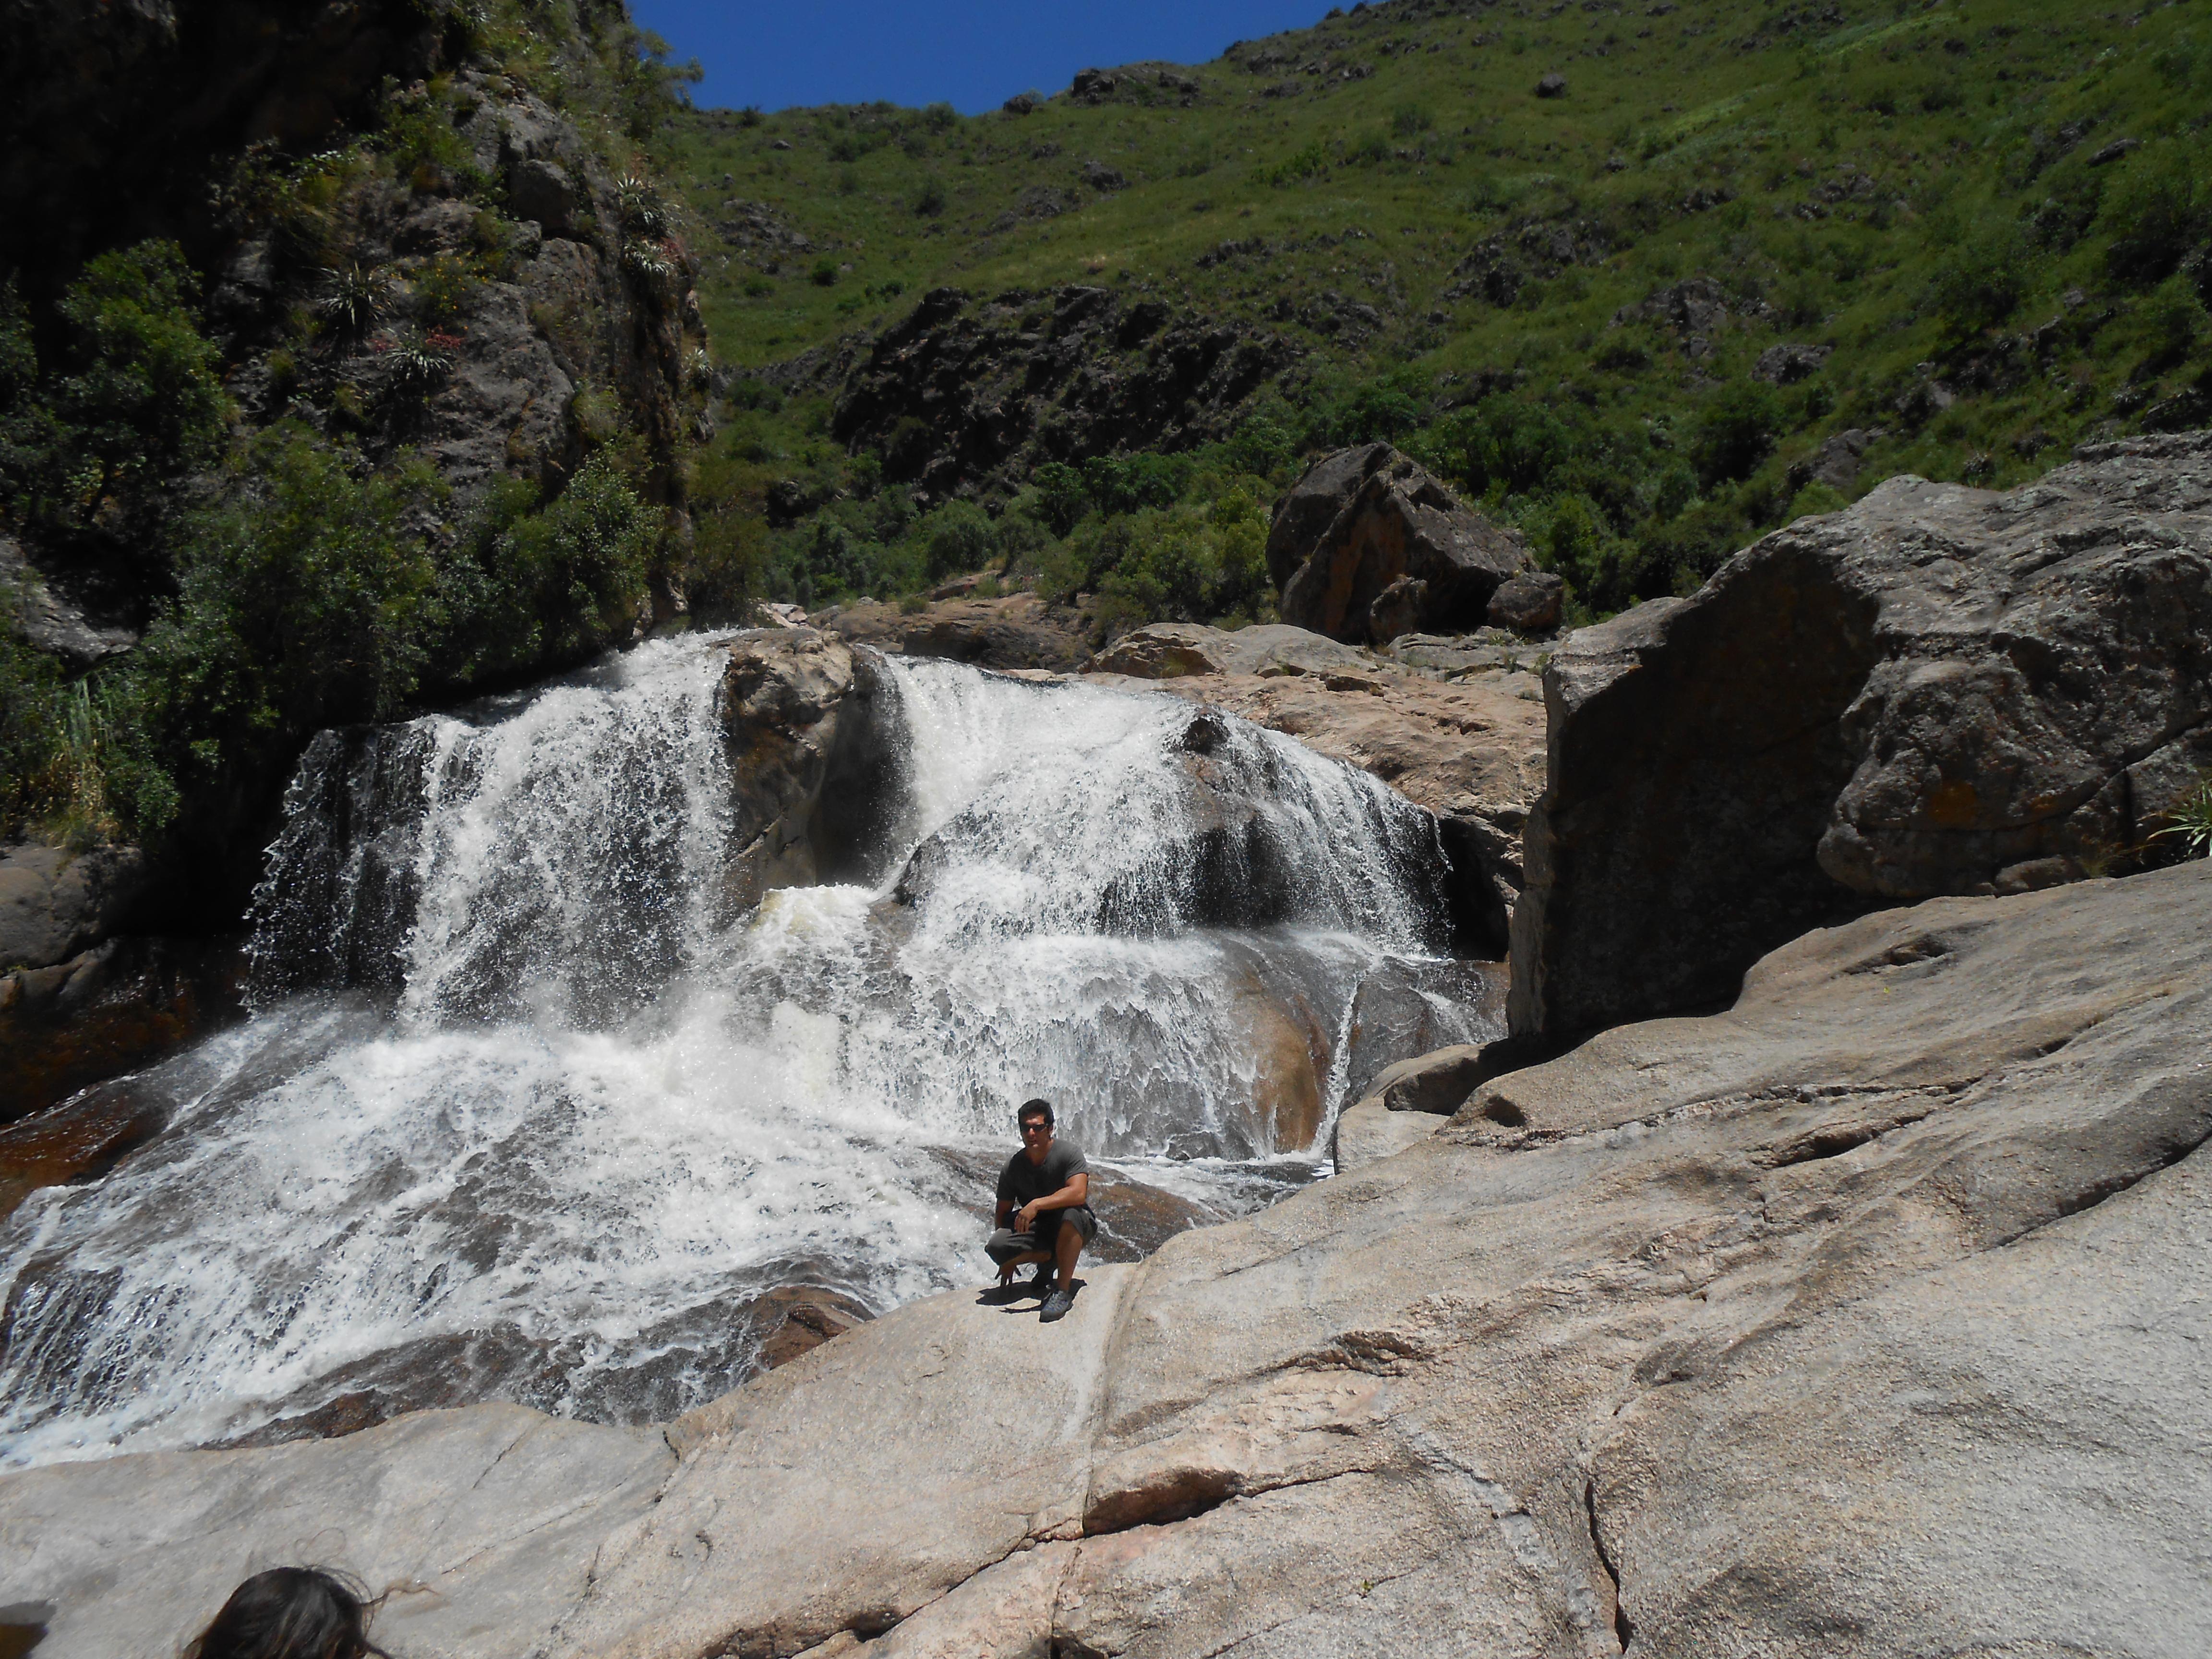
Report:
0,635,1499,1466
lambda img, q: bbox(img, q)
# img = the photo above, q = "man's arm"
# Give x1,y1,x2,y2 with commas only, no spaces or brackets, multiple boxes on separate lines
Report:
1012,1172,1089,1229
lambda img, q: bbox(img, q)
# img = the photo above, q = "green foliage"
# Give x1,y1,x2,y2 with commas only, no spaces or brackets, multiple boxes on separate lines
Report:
920,499,998,579
1082,452,1190,516
1031,461,1091,535
1690,382,1783,488
2152,772,2212,859
2100,140,2212,290
27,241,232,534
810,256,841,287
319,264,394,337
444,450,659,679
1091,487,1273,633
1925,218,2035,337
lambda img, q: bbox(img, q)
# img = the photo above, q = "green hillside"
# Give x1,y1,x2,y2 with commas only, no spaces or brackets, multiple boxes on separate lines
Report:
667,0,2212,622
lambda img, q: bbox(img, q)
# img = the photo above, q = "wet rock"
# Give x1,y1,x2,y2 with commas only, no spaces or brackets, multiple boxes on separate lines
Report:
2,935,245,1129
26,867,2210,1659
1274,446,1532,645
0,844,150,972
1112,632,1548,953
1510,430,2212,1043
1085,1176,1228,1262
749,1285,874,1370
719,628,904,906
0,1079,166,1222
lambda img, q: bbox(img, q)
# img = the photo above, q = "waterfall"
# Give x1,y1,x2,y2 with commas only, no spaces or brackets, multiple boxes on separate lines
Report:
0,635,1500,1466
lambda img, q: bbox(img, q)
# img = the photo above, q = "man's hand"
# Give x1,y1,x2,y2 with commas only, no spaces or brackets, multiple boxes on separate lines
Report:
1014,1202,1037,1232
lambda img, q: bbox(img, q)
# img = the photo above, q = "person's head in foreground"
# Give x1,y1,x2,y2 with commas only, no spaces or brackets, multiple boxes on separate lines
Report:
186,1567,387,1659
985,1096,1095,1322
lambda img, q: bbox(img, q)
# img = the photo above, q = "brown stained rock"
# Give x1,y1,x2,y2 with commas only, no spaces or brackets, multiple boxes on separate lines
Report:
0,1081,165,1223
1230,972,1328,1154
0,938,245,1122
750,1285,873,1371
1485,568,1565,633
1512,431,2212,1043
818,590,1093,673
1274,447,1530,645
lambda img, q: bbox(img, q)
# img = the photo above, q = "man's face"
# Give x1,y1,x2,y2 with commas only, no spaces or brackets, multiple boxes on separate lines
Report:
1020,1116,1052,1160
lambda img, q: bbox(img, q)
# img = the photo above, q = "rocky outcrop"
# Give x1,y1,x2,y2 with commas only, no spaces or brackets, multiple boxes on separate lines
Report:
817,591,1093,672
720,629,897,904
1511,432,2212,1043
1092,623,1547,952
0,844,149,971
829,286,1293,505
12,861,2209,1658
1270,444,1536,645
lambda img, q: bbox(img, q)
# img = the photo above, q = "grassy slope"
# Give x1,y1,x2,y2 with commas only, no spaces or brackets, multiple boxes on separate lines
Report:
663,0,2211,620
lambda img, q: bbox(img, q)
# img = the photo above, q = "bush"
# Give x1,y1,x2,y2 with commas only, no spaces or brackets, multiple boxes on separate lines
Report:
1428,396,1582,499
810,257,840,287
1689,382,1782,487
46,241,230,533
1092,489,1272,634
1082,452,1189,516
920,499,998,579
913,179,947,217
1924,219,2033,336
449,450,658,677
2101,142,2212,290
1030,461,1091,535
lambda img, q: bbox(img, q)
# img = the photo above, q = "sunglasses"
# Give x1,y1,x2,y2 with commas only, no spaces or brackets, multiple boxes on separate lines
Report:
1021,1121,1051,1133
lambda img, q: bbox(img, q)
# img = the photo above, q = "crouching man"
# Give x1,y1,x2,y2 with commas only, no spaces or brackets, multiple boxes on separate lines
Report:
986,1097,1097,1322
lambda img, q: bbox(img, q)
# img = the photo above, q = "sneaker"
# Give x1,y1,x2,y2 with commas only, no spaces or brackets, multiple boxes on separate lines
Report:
1040,1288,1075,1322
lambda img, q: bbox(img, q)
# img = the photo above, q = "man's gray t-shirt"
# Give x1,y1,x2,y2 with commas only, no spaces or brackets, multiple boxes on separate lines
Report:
999,1139,1089,1210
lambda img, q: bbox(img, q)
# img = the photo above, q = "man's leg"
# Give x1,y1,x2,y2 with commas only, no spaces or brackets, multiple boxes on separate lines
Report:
1052,1215,1083,1290
987,1228,1049,1283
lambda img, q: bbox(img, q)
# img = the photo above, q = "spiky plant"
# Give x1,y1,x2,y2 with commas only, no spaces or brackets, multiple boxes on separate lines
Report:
317,264,391,337
613,175,667,236
623,238,677,284
385,329,455,394
2152,773,2212,859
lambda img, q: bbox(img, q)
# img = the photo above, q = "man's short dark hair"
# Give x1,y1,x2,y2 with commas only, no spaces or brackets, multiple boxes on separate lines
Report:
1018,1097,1054,1127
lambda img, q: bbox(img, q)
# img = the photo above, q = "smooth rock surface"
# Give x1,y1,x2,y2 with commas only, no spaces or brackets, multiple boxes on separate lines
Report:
1330,1094,1444,1173
12,864,2207,1658
1511,430,2212,1041
0,844,149,973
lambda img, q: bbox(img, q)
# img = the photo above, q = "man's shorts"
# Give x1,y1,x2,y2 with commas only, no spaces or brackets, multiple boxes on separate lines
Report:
986,1205,1099,1263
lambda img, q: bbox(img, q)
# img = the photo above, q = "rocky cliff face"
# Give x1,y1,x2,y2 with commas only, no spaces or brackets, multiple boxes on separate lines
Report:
1511,430,2212,1043
9,859,2206,1658
828,285,1293,504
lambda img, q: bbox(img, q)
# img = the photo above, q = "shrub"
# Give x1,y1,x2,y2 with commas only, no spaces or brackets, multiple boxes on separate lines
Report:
2100,142,2212,290
1689,381,1782,487
1092,489,1272,633
1082,452,1189,516
1392,103,1434,137
318,263,393,337
2151,772,2212,858
913,179,947,216
810,257,840,287
49,241,231,532
465,450,658,672
1924,219,2033,337
920,498,998,579
1031,460,1091,535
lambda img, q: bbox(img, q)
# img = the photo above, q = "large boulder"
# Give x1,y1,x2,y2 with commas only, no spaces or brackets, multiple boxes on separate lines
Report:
10,862,2210,1658
719,628,898,906
0,843,149,972
1271,445,1534,645
1511,432,2212,1043
817,590,1092,672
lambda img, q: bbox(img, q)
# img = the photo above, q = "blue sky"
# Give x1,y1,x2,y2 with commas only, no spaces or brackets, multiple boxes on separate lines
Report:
628,1,1334,115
